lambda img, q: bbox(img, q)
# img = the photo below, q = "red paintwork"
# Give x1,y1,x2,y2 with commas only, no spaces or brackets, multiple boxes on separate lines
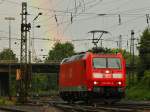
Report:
59,52,126,92
59,59,86,88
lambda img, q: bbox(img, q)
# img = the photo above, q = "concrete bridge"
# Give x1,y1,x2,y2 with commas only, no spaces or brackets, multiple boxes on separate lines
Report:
0,61,60,96
0,61,60,73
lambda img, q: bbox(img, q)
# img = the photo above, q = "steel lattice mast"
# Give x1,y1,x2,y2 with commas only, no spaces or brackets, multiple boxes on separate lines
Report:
19,2,31,103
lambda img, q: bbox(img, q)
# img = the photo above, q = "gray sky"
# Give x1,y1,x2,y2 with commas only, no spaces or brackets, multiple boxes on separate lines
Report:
0,0,150,61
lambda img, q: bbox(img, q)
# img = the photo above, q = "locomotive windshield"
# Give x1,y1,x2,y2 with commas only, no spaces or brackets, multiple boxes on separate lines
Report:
93,58,121,69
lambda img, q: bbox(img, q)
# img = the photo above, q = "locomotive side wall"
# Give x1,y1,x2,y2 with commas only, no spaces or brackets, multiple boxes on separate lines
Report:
59,59,87,91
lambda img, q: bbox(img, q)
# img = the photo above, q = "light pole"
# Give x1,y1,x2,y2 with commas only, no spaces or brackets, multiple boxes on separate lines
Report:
5,17,15,49
28,13,42,96
31,12,42,63
5,17,15,99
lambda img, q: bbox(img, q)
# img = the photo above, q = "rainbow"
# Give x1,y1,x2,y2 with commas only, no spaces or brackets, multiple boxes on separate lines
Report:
30,0,69,43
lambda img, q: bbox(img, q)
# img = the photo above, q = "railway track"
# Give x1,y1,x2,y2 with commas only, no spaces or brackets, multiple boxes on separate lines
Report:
0,106,27,112
0,104,48,112
48,100,150,112
0,98,150,112
52,103,136,112
28,97,150,112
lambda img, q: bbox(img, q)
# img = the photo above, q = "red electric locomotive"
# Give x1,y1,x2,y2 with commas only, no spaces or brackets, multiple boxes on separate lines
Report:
59,52,126,103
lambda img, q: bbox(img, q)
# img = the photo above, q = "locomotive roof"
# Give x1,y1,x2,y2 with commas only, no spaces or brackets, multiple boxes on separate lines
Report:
92,53,123,57
61,52,123,64
61,53,86,64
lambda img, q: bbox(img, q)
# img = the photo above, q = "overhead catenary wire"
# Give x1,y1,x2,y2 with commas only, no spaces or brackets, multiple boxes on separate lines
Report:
107,15,144,31
1,0,149,43
3,0,150,16
29,13,147,43
2,0,150,30
0,14,147,42
1,0,149,30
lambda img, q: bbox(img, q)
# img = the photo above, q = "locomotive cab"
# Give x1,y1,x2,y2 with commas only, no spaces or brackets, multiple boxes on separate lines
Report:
87,53,126,99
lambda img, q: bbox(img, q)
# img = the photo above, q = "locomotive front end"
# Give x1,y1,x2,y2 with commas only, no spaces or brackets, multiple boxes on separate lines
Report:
88,53,126,99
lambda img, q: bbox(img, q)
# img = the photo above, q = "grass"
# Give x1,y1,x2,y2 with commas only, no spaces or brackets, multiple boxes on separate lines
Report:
0,97,15,105
126,77,150,100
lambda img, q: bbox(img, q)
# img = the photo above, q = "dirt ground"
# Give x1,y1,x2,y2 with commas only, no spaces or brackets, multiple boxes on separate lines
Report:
43,106,64,112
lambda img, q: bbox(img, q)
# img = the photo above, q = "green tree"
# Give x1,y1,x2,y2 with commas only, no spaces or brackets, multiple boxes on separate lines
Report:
32,73,49,95
45,42,75,95
89,47,113,53
0,49,18,96
90,47,135,66
90,47,130,60
46,42,75,61
138,28,150,80
0,49,18,61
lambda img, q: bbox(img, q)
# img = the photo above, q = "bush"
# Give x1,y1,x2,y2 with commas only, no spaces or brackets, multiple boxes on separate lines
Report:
0,97,15,105
126,71,150,100
143,70,150,88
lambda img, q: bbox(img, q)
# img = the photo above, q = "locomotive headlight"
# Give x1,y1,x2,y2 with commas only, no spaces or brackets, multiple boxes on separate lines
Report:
94,81,98,85
113,73,122,78
118,81,122,85
93,73,103,78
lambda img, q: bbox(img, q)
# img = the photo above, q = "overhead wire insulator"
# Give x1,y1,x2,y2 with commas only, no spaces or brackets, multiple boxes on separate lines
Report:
54,14,58,22
146,14,150,28
82,0,85,12
118,14,121,25
79,1,82,7
127,40,129,48
116,41,119,47
74,0,77,14
146,14,149,24
54,14,59,26
71,13,73,24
